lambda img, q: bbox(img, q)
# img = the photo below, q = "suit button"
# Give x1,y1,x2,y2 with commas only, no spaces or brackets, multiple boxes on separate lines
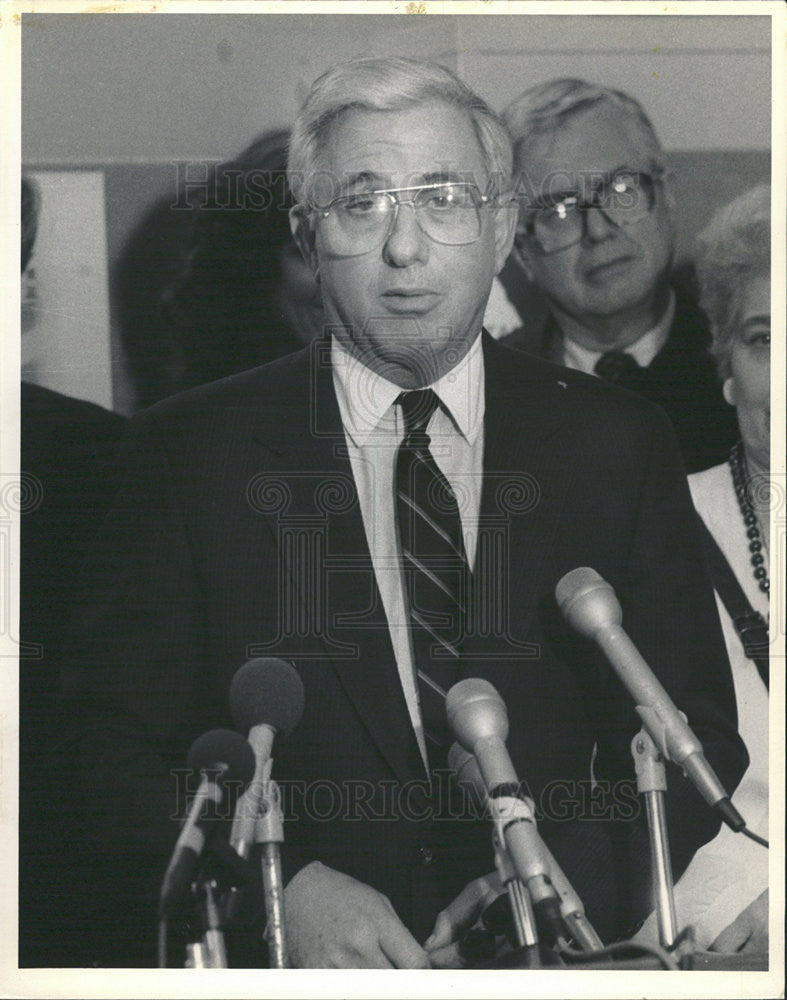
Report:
419,846,435,866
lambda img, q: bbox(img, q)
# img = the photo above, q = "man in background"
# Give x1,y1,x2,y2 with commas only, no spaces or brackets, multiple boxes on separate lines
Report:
19,175,126,965
501,79,739,474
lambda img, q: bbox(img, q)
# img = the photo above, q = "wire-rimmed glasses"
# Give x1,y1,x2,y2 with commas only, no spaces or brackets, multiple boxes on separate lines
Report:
517,169,665,255
301,182,492,257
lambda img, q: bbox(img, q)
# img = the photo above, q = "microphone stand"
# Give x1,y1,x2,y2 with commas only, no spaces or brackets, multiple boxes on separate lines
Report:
631,724,678,950
490,816,545,968
197,879,228,968
254,757,289,968
492,828,539,951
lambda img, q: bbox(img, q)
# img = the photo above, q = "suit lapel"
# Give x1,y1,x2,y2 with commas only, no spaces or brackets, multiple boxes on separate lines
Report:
251,341,419,784
462,335,573,699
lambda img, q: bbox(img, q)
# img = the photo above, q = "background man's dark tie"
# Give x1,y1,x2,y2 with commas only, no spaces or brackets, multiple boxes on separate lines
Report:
395,389,470,757
594,350,642,383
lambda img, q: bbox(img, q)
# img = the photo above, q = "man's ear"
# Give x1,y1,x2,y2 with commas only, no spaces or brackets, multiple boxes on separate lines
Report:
659,172,678,237
509,233,535,283
289,205,320,279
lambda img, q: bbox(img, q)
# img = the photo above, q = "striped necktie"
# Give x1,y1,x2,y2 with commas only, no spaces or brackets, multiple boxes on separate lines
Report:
395,389,470,753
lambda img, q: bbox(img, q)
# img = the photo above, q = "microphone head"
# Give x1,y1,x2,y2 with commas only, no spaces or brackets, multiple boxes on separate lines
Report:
446,678,509,753
229,657,305,737
186,728,256,790
555,567,622,640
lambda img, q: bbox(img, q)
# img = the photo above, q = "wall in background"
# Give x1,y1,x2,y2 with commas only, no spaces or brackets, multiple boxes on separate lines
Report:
21,172,113,409
23,13,770,165
21,12,772,412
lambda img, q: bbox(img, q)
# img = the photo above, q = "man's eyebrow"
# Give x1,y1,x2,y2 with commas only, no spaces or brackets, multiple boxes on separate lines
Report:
341,170,476,193
343,171,386,191
419,170,474,186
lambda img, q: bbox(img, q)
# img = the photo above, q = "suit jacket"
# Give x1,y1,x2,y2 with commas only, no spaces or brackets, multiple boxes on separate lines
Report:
18,382,126,967
60,335,746,966
501,290,739,475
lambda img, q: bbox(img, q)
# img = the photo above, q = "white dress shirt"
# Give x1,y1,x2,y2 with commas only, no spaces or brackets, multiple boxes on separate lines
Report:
331,334,485,764
562,291,676,374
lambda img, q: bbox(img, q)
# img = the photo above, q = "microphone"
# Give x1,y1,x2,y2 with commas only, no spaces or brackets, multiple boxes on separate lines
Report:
228,657,305,968
448,742,603,952
228,657,305,857
555,567,745,832
159,728,256,920
446,678,565,942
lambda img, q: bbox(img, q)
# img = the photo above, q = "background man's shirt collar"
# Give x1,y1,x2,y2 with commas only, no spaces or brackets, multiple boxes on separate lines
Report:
561,290,675,374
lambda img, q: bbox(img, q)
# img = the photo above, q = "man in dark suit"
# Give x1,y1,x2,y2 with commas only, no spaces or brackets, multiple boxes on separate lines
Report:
18,176,127,966
500,79,739,474
62,58,746,968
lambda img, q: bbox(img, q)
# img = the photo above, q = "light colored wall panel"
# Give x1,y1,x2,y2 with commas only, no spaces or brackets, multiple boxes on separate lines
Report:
23,13,771,165
22,13,455,164
21,171,113,409
455,13,771,53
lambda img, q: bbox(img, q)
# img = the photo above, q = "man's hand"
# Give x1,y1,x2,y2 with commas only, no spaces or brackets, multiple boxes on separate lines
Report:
709,890,769,955
423,871,502,969
284,861,430,968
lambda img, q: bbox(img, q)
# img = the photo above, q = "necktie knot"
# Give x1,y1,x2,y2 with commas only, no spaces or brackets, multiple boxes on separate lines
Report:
594,350,642,383
397,389,440,440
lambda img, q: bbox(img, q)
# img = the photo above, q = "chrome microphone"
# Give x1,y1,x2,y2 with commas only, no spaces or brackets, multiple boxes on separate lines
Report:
448,742,603,952
446,678,565,942
555,567,745,832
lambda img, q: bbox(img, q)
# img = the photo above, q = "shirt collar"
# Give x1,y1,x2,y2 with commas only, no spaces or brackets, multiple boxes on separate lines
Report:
562,290,675,374
331,333,485,447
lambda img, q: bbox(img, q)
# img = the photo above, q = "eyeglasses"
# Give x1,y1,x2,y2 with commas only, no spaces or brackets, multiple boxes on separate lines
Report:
517,169,664,255
303,182,492,257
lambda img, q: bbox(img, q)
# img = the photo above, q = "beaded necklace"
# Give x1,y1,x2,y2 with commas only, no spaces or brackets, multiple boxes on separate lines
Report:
729,441,770,595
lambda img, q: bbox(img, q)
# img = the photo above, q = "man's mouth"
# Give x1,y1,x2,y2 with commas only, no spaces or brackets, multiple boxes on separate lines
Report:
584,256,635,280
382,288,441,312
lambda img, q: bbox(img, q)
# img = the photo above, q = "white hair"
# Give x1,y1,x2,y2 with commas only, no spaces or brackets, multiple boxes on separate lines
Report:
695,183,771,380
287,57,513,206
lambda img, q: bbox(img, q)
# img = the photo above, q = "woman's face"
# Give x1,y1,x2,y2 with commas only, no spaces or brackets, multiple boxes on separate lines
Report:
275,242,324,345
724,273,770,472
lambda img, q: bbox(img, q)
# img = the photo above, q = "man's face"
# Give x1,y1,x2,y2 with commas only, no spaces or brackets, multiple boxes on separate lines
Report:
294,100,516,387
514,103,675,329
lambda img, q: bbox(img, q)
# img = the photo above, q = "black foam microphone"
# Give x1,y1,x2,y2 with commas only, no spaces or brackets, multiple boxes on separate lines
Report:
446,678,565,942
228,657,305,858
555,567,745,832
159,728,255,920
228,657,305,968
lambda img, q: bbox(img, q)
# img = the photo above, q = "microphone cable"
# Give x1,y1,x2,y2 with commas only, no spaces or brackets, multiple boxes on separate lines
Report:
740,827,769,849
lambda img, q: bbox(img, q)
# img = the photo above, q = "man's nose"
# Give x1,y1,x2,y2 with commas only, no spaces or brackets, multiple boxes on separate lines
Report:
583,205,619,244
383,202,430,266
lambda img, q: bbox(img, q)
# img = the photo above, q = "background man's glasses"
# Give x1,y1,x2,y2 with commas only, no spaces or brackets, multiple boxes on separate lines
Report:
517,169,664,255
304,182,491,257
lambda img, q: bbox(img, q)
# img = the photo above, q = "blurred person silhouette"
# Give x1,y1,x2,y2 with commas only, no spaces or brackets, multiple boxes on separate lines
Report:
159,128,323,391
19,174,127,965
501,79,739,473
634,183,771,955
